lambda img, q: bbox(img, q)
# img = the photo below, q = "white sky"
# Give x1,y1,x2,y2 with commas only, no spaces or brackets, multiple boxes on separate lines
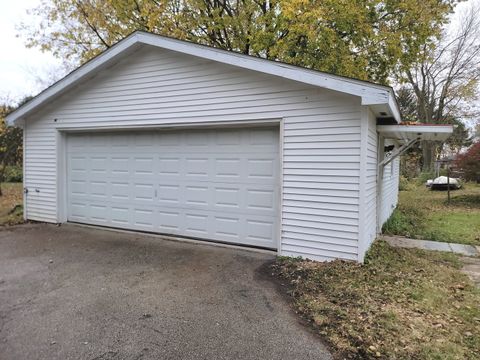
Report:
0,0,476,106
0,0,61,103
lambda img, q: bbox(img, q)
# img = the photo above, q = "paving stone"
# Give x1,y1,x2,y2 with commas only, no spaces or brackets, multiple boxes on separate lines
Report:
381,235,479,256
461,257,480,287
449,243,478,256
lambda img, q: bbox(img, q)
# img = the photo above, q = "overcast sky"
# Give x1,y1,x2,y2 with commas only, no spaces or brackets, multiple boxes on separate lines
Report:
0,0,476,105
0,0,61,103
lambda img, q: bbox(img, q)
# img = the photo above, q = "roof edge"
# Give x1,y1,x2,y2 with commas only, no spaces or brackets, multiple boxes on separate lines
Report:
7,30,401,125
6,32,141,126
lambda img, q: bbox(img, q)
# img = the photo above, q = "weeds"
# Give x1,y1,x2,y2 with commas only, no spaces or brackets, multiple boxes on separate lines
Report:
383,183,480,245
272,241,480,359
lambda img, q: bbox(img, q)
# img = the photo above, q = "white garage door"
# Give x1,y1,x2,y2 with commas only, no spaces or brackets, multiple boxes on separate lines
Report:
67,127,280,248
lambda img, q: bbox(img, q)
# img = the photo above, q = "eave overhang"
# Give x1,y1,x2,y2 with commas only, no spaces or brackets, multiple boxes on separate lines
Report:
377,124,454,144
6,31,401,126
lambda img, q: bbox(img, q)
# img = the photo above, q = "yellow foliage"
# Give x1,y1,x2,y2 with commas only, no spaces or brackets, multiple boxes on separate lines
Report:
19,0,456,83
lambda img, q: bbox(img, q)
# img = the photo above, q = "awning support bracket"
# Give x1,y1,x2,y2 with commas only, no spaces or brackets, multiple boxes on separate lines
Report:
379,138,419,168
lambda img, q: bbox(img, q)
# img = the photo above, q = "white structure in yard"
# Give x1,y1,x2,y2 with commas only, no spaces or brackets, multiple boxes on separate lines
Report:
6,32,453,262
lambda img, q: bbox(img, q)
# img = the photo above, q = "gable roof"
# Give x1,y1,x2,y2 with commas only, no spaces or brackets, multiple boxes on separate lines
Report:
6,31,401,125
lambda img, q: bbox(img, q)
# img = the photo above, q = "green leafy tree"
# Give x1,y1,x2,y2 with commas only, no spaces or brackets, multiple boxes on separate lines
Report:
0,106,23,196
444,118,473,155
19,0,457,84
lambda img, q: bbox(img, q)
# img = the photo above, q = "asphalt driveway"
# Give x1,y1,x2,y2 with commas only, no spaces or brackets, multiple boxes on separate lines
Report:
0,223,331,360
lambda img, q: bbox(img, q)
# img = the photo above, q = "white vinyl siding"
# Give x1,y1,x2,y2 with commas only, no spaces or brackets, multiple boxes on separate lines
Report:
363,110,378,255
281,115,361,261
23,119,57,222
24,45,363,261
379,154,400,227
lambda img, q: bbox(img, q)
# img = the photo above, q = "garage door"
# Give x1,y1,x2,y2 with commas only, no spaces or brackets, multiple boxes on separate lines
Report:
66,127,280,248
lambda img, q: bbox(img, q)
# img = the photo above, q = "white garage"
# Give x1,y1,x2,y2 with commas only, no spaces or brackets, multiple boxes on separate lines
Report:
6,31,452,262
66,127,280,248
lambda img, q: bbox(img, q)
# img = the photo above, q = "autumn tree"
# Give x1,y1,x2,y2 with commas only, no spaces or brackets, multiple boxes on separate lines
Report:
0,105,23,196
455,142,480,182
20,0,457,84
399,3,480,171
398,86,474,150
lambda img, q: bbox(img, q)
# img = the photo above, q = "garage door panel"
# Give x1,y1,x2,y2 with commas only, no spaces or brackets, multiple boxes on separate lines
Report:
214,158,242,180
69,156,87,170
133,182,155,201
90,204,109,222
133,207,155,229
185,157,210,178
213,186,241,210
248,128,277,145
157,210,182,232
133,156,155,177
184,212,210,236
245,219,275,243
134,132,155,147
70,180,88,196
158,132,181,146
110,134,131,147
67,127,279,248
111,181,130,200
69,202,88,220
158,157,181,176
185,131,211,146
89,181,109,200
110,156,130,176
246,188,276,211
90,156,108,171
184,185,210,207
111,206,130,225
215,130,241,145
157,184,181,204
214,215,241,240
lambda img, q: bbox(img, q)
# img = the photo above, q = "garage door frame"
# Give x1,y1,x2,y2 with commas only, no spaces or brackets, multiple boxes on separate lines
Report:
55,119,284,251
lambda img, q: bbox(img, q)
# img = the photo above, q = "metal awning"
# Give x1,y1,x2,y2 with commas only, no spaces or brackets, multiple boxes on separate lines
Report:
377,124,454,143
377,124,453,167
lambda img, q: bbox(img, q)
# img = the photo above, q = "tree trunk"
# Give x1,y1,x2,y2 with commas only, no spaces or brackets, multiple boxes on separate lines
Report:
0,163,5,196
422,141,435,172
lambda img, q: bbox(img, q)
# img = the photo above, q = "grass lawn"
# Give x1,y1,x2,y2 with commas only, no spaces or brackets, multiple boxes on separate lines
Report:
383,182,480,246
272,241,480,359
0,183,23,226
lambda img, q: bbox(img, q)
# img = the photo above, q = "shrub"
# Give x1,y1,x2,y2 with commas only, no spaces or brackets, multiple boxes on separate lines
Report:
3,165,22,182
382,204,424,238
455,142,480,182
398,175,414,191
417,171,435,185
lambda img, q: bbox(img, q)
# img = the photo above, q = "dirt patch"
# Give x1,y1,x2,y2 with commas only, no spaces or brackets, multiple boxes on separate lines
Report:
0,183,23,225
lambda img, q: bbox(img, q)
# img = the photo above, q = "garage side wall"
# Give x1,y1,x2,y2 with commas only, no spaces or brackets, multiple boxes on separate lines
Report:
357,108,379,261
23,115,58,222
23,45,362,261
281,113,361,261
379,154,400,227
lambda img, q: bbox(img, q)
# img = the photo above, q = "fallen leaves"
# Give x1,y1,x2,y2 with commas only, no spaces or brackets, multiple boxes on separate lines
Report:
271,241,480,359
